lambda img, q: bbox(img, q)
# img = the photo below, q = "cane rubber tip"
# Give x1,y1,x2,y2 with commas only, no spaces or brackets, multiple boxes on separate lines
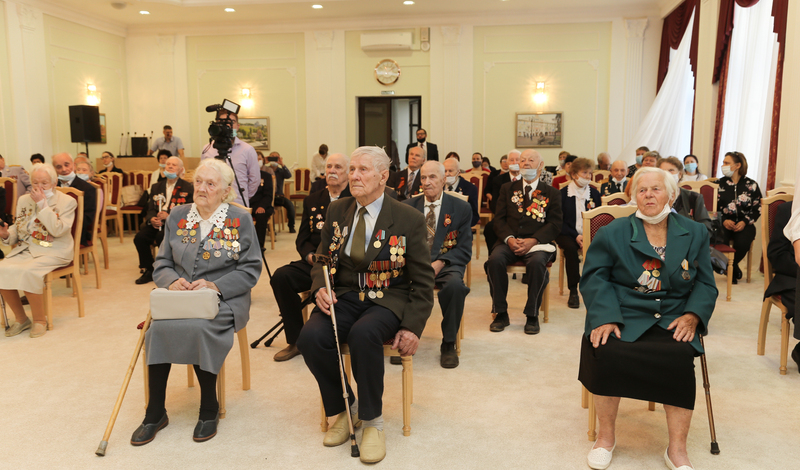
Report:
351,445,360,458
710,442,720,455
95,441,108,456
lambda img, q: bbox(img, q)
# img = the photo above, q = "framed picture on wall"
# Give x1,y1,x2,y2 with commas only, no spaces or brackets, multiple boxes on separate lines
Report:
516,112,562,148
99,113,107,144
238,117,270,150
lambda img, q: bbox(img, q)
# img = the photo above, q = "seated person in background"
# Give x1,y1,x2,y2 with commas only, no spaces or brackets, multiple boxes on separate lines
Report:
681,154,708,182
443,157,479,227
30,154,45,165
0,163,77,338
404,161,472,368
266,151,296,233
627,145,649,178
150,150,171,192
468,152,485,173
98,151,126,178
657,157,712,238
445,151,460,161
131,158,261,446
766,201,799,369
387,145,424,201
624,151,660,199
596,152,611,171
249,154,274,251
579,167,716,470
481,156,496,175
488,150,521,213
53,152,97,247
555,151,569,173
133,157,193,284
269,153,351,362
600,160,629,196
555,157,601,310
0,153,31,197
485,149,562,335
551,155,577,188
311,143,328,181
717,151,762,284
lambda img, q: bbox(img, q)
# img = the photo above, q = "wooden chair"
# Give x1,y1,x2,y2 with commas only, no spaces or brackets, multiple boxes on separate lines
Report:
79,182,103,288
601,192,630,206
0,177,18,220
182,169,195,184
43,187,85,330
120,170,150,232
506,261,552,323
593,170,610,184
767,186,795,197
290,167,312,214
680,181,719,214
588,181,601,191
757,193,794,375
100,173,124,243
267,175,277,249
559,180,570,190
469,174,491,259
93,178,110,269
445,190,473,290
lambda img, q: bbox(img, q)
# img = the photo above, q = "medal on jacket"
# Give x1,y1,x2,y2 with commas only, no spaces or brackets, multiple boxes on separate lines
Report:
389,235,399,261
681,259,690,280
444,214,451,227
374,230,385,249
358,273,367,301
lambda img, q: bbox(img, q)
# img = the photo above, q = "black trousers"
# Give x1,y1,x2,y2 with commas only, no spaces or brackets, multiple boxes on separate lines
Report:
277,196,296,229
269,260,313,345
723,224,756,267
297,291,400,421
484,220,498,256
485,244,554,317
134,223,165,271
555,234,581,292
253,210,273,249
436,267,470,343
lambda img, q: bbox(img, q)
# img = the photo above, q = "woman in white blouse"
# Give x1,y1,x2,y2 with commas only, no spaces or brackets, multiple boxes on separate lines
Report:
680,154,708,182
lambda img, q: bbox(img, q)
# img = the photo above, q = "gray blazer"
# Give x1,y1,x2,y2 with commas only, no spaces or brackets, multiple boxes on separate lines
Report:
153,203,262,332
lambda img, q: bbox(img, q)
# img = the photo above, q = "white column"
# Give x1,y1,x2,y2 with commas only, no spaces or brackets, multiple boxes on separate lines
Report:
623,18,649,147
777,0,800,186
304,30,346,163
607,19,627,157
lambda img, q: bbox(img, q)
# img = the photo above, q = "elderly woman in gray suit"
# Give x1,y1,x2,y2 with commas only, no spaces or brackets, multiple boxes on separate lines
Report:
0,163,77,338
131,158,262,446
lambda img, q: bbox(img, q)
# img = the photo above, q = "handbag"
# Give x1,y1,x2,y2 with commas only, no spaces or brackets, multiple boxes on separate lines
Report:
149,288,220,320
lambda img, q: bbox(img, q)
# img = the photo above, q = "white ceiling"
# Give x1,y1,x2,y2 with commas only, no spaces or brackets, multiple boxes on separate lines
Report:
37,0,672,33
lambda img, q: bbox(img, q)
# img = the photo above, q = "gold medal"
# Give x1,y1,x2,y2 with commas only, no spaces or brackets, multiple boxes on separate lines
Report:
203,252,211,260
518,208,523,213
373,241,381,248
390,247,398,255
359,292,365,301
376,291,384,299
398,248,405,256
652,269,660,278
176,229,183,236
232,228,238,235
391,254,397,262
224,228,231,236
370,273,377,281
330,268,336,274
682,271,690,280
189,230,196,236
214,227,220,233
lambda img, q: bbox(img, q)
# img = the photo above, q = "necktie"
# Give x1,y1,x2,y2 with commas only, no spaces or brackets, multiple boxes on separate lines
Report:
426,204,436,249
351,207,367,265
524,184,532,206
407,171,416,198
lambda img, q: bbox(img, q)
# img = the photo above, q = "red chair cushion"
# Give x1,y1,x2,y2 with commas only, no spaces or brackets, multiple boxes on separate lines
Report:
713,244,735,253
289,194,306,200
121,205,142,211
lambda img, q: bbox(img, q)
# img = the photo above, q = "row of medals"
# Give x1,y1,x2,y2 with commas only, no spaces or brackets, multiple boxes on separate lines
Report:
176,225,242,260
359,242,407,301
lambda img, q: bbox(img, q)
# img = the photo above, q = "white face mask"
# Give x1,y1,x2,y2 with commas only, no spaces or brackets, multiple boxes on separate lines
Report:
612,175,627,184
77,173,90,181
445,176,457,186
43,189,54,198
103,162,113,168
159,163,167,168
672,173,681,184
508,164,520,172
575,177,591,188
520,168,538,182
721,165,734,178
636,202,671,225
57,172,76,183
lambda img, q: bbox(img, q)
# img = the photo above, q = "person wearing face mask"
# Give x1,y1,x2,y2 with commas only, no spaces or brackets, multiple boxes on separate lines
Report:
0,163,78,338
149,150,172,192
600,160,629,196
52,152,96,246
405,128,439,163
552,155,577,189
98,151,126,178
443,157,479,227
681,154,708,182
486,149,562,335
133,157,193,284
556,158,601,309
555,151,570,174
579,167,716,470
717,151,762,284
657,157,712,239
484,150,523,252
627,146,650,178
200,110,260,207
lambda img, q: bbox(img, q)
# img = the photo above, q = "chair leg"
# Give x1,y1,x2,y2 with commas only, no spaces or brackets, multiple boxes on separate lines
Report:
74,272,85,317
587,392,597,441
581,386,588,409
92,250,102,289
757,299,772,355
237,328,251,390
187,364,195,387
780,315,790,375
558,250,565,295
648,401,656,411
269,216,276,250
44,276,53,330
83,253,89,275
320,399,329,432
142,348,149,408
117,213,124,243
401,356,412,436
474,226,481,260
218,363,226,419
101,233,110,269
456,321,462,356
542,272,550,323
746,246,752,283
725,253,733,301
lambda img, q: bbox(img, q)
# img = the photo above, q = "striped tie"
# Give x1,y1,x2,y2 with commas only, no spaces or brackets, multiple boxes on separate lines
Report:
426,204,436,248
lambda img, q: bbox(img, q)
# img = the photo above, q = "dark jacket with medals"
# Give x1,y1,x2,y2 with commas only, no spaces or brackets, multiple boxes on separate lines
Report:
146,178,194,223
404,192,473,277
492,179,562,250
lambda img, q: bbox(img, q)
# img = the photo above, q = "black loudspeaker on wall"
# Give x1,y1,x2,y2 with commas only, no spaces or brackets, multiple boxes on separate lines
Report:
69,105,101,143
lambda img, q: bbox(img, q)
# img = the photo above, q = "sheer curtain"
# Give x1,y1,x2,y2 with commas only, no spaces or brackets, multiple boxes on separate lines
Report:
618,14,695,163
716,0,778,186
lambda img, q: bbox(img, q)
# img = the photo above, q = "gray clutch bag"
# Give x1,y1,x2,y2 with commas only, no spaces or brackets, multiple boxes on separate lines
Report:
149,288,220,320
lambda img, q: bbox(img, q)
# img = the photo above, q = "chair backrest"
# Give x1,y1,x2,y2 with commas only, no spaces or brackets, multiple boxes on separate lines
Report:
559,181,570,189
294,167,311,194
760,193,794,289
55,187,85,266
581,205,637,257
601,192,630,206
0,177,18,218
681,180,718,213
183,169,195,184
767,186,795,197
101,172,123,208
588,181,601,191
593,170,610,184
445,191,469,202
128,170,149,189
466,174,484,210
230,201,254,214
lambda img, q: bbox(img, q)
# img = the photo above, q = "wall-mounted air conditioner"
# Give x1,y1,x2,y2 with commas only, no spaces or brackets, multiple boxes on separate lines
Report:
360,32,413,51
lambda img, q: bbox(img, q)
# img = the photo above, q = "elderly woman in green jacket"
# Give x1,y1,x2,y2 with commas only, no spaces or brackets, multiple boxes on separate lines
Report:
579,167,717,470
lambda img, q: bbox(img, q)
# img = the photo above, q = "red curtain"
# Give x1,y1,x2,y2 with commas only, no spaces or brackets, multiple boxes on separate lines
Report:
767,0,788,191
712,0,761,85
657,0,699,92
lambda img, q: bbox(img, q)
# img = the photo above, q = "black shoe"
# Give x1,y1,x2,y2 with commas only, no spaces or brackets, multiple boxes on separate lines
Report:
734,265,743,280
389,356,402,365
792,345,800,374
289,227,296,234
131,413,169,446
568,291,580,309
135,270,153,285
524,316,540,335
521,273,529,285
193,412,219,442
732,276,738,285
490,312,510,332
440,342,459,369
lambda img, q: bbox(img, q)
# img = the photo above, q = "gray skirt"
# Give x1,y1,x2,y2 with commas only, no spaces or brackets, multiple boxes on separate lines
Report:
145,302,235,375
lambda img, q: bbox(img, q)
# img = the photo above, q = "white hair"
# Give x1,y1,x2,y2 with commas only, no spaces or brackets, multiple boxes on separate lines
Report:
351,146,390,172
508,149,521,158
196,158,236,203
631,167,678,204
423,160,445,178
31,163,58,185
327,153,349,168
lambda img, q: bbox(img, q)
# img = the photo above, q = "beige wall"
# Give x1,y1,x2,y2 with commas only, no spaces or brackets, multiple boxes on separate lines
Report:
43,15,128,158
473,23,613,167
185,33,307,166
0,3,16,161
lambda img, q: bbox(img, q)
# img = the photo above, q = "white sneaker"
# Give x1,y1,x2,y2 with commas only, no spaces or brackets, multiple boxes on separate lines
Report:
587,440,616,470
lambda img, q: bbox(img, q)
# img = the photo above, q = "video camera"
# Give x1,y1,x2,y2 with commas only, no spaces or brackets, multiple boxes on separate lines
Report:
206,99,241,160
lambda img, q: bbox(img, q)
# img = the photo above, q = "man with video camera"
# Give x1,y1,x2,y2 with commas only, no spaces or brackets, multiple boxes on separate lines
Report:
200,108,260,206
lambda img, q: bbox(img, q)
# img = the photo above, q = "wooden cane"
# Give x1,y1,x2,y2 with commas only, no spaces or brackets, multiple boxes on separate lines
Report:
699,334,720,455
95,312,152,456
323,265,360,458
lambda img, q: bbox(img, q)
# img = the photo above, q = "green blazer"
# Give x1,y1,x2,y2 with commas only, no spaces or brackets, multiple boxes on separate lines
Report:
580,213,717,353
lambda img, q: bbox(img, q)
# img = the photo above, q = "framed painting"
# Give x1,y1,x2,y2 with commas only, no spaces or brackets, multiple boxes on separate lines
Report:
99,113,107,144
516,112,562,148
238,117,270,150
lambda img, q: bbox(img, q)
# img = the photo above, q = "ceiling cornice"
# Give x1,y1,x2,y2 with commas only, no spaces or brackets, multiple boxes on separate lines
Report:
20,0,128,36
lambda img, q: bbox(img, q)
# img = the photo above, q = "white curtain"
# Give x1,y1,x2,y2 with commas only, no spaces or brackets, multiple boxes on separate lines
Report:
617,13,695,163
716,0,778,187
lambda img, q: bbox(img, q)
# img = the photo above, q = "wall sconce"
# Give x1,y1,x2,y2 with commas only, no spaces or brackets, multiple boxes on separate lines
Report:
86,84,101,106
533,81,547,105
241,88,253,108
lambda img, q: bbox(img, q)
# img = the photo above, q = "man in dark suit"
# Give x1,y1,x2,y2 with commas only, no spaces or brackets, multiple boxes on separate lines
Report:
269,153,351,362
443,157,479,227
766,201,799,368
52,153,97,247
249,165,275,250
600,160,629,196
405,128,439,163
485,149,562,335
133,157,193,284
484,150,522,253
388,145,424,201
297,146,434,464
404,161,472,368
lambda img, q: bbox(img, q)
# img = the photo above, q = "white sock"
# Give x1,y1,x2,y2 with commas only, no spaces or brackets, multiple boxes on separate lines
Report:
363,415,383,431
349,399,358,417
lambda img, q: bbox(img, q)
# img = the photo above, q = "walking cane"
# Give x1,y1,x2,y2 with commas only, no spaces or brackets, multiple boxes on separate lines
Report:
698,334,720,455
95,312,152,456
250,320,283,348
323,264,359,458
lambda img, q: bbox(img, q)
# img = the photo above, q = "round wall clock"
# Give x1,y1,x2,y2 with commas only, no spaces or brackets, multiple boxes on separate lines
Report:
375,59,400,86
